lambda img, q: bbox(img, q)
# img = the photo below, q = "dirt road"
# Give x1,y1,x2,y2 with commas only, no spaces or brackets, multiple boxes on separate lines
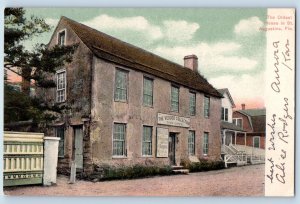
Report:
4,164,264,196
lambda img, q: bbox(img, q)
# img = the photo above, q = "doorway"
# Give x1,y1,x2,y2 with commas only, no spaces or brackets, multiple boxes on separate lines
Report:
73,126,83,169
168,133,176,165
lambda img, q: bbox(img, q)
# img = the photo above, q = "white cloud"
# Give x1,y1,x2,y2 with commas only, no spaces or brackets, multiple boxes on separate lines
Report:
81,15,200,44
163,20,199,42
234,16,264,36
82,14,163,41
45,18,59,27
208,73,265,106
153,42,257,73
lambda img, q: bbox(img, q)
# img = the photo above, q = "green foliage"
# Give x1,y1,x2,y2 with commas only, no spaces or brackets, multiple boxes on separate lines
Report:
88,164,173,181
4,8,77,126
181,159,225,172
4,84,32,123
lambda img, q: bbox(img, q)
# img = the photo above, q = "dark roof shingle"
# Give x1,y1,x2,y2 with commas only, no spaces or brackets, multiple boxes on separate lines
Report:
238,109,266,117
251,115,266,132
61,16,222,98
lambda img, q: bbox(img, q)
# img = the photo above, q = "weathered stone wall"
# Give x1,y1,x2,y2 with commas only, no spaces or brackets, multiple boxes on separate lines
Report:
43,19,94,174
90,57,222,167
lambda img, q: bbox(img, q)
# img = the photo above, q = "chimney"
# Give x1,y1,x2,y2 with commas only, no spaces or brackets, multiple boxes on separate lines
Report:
184,55,198,72
241,103,246,110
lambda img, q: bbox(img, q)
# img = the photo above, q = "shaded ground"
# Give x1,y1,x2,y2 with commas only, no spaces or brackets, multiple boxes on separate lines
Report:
4,164,264,196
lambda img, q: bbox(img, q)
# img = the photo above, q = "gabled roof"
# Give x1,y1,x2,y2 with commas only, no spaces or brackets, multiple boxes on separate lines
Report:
58,16,222,98
235,108,266,133
217,88,235,108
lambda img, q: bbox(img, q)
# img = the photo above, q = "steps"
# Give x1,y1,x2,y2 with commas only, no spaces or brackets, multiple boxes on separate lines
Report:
171,165,189,174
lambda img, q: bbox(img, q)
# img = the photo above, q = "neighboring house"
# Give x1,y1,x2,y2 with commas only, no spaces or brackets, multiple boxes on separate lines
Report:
218,89,246,153
233,105,266,149
42,17,223,174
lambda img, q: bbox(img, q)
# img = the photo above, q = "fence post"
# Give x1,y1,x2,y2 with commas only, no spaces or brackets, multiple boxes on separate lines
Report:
43,136,60,186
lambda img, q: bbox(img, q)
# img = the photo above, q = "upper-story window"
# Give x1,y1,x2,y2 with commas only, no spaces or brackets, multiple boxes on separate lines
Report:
58,30,66,46
204,96,210,118
171,85,179,112
189,92,196,116
56,70,66,103
221,107,228,121
233,118,243,128
114,69,128,102
143,77,153,107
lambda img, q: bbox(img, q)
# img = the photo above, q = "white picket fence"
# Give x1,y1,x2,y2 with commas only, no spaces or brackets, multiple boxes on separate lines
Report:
3,132,44,186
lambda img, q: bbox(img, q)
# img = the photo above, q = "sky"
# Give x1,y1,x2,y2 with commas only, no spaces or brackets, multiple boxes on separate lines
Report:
21,8,267,109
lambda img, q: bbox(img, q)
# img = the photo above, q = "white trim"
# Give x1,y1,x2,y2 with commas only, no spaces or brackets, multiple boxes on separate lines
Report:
57,28,67,46
188,130,195,156
233,117,243,128
142,77,154,108
253,136,260,148
203,96,210,118
221,107,229,122
114,67,129,103
55,69,67,103
141,125,153,157
112,122,127,157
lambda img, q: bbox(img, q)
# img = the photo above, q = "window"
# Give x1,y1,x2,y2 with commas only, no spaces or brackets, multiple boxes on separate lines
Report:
203,132,209,155
142,126,152,156
221,107,228,121
171,86,179,112
55,126,65,157
188,131,195,155
58,30,65,46
204,96,210,118
114,69,128,102
253,136,260,148
143,77,153,107
56,70,66,102
233,118,243,128
113,123,126,156
189,92,196,116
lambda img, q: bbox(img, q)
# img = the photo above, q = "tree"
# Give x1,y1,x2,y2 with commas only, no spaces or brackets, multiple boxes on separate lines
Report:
4,8,77,127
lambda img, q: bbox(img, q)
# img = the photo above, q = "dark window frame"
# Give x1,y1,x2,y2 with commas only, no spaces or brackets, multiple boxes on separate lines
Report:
171,85,179,112
114,68,129,102
143,77,154,107
113,123,127,157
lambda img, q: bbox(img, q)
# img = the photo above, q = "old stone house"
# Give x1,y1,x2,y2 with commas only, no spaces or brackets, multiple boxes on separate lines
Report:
43,16,223,174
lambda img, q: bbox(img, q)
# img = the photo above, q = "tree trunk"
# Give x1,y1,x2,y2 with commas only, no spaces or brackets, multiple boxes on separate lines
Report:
21,67,31,96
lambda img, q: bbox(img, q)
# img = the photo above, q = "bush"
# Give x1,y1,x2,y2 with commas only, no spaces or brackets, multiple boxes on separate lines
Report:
88,164,173,181
181,159,225,172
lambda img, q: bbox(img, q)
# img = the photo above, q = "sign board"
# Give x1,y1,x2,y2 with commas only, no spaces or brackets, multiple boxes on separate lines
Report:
157,113,190,128
156,127,169,157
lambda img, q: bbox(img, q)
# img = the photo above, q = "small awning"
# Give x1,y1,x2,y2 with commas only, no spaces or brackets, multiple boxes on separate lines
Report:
221,121,245,132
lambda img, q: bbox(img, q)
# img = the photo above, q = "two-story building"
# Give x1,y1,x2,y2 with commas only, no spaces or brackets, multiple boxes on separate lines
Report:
43,16,223,174
233,105,266,149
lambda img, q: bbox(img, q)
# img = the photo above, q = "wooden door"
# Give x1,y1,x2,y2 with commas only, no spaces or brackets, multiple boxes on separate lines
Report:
74,126,83,169
168,133,176,165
